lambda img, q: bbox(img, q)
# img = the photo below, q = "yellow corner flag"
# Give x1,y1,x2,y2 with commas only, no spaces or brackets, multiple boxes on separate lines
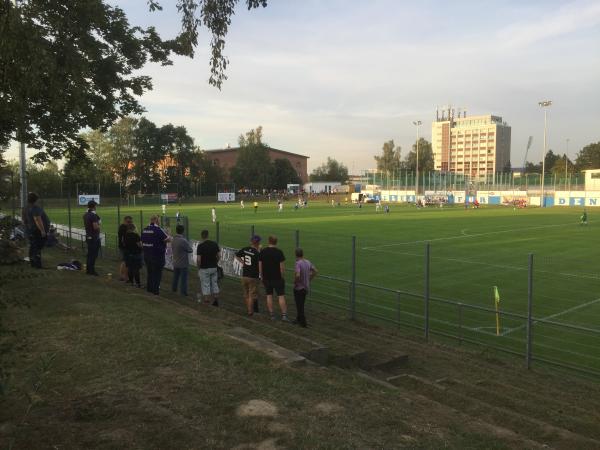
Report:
493,286,501,336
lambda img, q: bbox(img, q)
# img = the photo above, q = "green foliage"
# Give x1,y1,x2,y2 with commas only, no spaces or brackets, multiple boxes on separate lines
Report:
272,159,301,189
230,142,273,190
374,140,401,173
544,149,561,172
0,1,268,161
403,138,433,172
551,154,575,176
575,142,600,171
310,157,348,182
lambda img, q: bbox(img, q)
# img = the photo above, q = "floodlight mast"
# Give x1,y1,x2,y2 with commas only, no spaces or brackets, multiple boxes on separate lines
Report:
413,120,422,197
538,101,552,207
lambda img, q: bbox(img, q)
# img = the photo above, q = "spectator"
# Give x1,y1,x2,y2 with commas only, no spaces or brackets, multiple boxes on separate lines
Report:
83,200,101,276
171,224,193,296
118,216,133,281
196,229,220,306
124,223,143,288
46,226,69,251
259,235,289,321
22,192,50,269
293,248,318,328
235,235,262,316
141,215,170,295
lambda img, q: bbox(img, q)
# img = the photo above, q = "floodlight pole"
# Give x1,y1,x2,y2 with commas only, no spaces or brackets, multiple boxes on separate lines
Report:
565,138,569,190
539,100,552,207
413,120,422,197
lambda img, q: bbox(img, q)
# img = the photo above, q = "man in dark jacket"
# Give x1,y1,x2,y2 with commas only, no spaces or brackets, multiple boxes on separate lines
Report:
83,200,101,275
22,192,50,268
141,215,171,295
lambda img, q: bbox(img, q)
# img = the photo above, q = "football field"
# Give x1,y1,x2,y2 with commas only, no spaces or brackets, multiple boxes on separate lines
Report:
45,200,600,374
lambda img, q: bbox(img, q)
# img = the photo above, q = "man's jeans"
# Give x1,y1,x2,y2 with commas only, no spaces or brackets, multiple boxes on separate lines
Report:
172,267,189,296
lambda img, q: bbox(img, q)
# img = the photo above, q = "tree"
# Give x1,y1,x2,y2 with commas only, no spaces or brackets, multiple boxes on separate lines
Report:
404,138,433,172
544,149,561,172
132,118,164,193
230,127,272,189
272,159,301,189
0,1,268,161
374,140,401,173
310,157,348,182
524,161,542,174
238,126,265,147
575,142,600,171
106,117,138,189
551,154,575,176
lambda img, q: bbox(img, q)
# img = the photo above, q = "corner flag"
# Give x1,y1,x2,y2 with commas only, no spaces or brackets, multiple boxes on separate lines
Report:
493,286,501,336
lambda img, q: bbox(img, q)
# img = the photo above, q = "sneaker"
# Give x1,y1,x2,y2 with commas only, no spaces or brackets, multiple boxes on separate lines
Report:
270,314,276,321
281,315,290,322
212,300,219,307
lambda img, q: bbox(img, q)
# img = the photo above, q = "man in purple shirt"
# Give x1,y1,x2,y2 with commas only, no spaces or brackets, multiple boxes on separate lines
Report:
141,215,171,295
293,248,318,327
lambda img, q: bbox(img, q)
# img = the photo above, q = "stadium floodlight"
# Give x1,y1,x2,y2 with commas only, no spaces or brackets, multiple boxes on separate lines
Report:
413,120,422,196
538,101,552,207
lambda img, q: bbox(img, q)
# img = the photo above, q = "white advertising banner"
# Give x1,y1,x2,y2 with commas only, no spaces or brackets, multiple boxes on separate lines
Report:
78,194,100,206
217,192,235,202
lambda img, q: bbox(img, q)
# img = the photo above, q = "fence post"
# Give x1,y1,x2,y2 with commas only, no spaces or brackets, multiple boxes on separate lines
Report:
424,242,430,342
251,224,255,239
526,253,534,369
67,182,72,247
139,210,143,228
117,202,121,226
351,235,356,320
295,229,300,249
216,221,220,244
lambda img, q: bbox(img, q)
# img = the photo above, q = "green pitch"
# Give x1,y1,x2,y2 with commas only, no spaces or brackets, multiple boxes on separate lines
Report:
45,200,600,374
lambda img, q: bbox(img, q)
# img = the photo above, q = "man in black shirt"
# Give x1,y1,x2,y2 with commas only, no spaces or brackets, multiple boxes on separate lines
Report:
258,235,289,321
117,216,133,281
83,200,101,275
236,235,261,316
196,229,220,306
22,192,50,268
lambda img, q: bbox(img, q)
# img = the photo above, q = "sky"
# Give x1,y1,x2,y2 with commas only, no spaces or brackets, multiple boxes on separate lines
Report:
7,0,600,172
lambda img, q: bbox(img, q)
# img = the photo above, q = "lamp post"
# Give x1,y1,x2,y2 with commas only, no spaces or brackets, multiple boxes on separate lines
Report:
565,138,569,190
413,120,422,196
538,101,552,207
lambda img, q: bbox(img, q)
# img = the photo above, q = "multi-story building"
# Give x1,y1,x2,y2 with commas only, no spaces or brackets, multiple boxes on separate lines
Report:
431,110,511,177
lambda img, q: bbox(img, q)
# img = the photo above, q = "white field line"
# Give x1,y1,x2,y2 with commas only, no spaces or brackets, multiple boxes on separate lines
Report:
501,297,600,336
361,222,575,249
364,247,600,281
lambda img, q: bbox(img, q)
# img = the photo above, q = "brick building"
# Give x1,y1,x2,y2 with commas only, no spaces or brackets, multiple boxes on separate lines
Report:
204,146,309,183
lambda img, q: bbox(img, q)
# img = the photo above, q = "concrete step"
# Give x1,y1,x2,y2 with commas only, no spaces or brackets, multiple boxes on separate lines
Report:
388,373,600,449
225,327,306,366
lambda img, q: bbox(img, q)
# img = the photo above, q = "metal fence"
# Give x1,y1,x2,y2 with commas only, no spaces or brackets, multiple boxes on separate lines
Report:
362,171,585,192
34,202,600,379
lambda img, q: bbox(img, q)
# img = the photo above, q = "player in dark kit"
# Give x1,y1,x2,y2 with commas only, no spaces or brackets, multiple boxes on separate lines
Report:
141,215,171,294
236,235,262,315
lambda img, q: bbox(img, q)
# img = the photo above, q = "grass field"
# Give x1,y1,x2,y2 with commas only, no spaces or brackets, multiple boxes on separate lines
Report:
41,199,600,374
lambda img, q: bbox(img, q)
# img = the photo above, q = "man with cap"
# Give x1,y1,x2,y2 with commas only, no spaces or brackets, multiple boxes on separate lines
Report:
83,200,101,275
141,215,171,295
235,235,262,316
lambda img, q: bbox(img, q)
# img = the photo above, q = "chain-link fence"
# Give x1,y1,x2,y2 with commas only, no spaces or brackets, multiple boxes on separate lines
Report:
20,200,600,378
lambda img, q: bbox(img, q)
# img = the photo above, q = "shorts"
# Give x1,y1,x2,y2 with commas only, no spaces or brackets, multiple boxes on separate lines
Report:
199,267,220,296
242,277,259,299
263,278,285,296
